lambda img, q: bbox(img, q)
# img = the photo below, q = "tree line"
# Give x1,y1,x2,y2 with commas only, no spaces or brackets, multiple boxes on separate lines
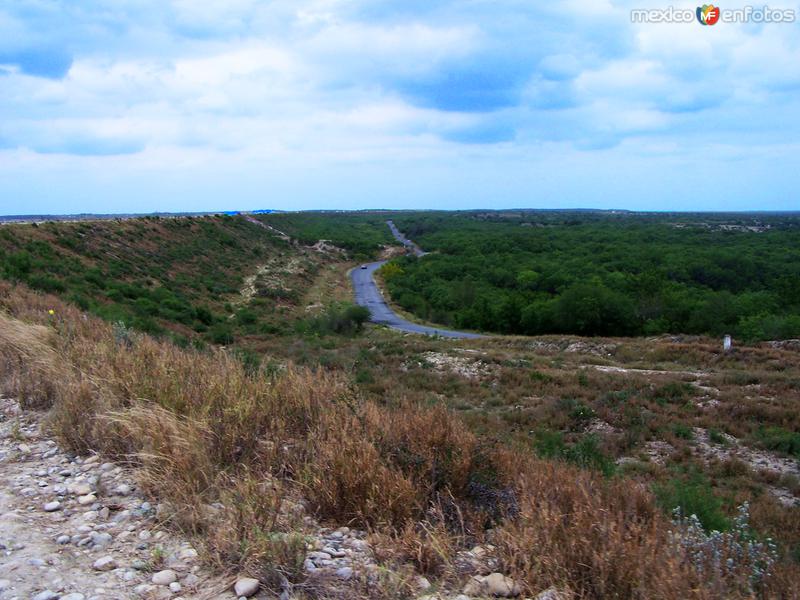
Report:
382,212,800,340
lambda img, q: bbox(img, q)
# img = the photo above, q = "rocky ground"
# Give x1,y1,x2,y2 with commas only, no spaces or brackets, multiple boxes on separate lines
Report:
0,397,235,600
0,398,548,600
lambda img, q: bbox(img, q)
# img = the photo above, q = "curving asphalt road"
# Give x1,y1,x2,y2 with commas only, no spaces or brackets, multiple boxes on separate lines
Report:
351,224,484,339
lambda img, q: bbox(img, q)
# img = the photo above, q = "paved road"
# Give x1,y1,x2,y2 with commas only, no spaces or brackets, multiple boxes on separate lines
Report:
387,220,426,257
351,224,484,339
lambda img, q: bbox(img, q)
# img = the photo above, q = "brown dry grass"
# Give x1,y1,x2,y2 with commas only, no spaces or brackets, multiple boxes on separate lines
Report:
498,458,701,599
0,280,795,599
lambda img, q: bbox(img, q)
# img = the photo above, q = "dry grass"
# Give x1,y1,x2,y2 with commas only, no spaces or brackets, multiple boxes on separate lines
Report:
497,459,699,599
0,280,796,599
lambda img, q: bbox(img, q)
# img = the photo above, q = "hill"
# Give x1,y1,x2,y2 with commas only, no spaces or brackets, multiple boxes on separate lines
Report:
0,211,799,598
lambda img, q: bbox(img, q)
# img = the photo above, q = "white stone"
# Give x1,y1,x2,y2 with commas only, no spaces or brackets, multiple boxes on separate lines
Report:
78,493,97,505
134,584,154,596
463,573,521,598
70,482,93,496
43,501,61,512
91,531,113,547
61,594,86,600
534,587,572,600
336,567,353,580
93,555,117,571
152,569,178,585
169,582,182,593
233,577,260,597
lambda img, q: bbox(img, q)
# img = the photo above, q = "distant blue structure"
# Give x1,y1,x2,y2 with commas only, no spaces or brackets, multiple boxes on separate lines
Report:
224,211,240,216
251,209,273,214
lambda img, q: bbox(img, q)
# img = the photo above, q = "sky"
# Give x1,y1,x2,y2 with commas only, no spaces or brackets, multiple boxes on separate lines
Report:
0,0,799,215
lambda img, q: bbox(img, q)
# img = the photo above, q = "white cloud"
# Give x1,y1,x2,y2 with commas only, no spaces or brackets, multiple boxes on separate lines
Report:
0,0,798,212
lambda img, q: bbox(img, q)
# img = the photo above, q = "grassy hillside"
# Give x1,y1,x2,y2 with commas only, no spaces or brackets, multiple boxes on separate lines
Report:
257,212,395,258
0,215,362,346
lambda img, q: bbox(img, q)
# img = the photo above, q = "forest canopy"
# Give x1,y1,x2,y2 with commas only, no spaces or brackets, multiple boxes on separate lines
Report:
383,212,800,340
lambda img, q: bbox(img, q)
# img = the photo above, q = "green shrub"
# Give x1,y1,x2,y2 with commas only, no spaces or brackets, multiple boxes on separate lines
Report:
709,429,729,445
233,348,262,375
533,430,615,476
558,398,595,425
209,323,234,345
355,369,374,384
655,472,730,532
529,370,553,383
672,423,694,440
194,306,215,325
654,382,693,405
302,303,371,336
235,308,259,326
565,435,616,477
28,275,66,293
756,427,800,459
130,316,164,335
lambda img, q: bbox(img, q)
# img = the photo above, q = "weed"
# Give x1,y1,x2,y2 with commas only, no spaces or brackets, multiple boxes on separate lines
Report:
673,423,694,440
709,428,729,446
655,472,730,533
756,427,800,459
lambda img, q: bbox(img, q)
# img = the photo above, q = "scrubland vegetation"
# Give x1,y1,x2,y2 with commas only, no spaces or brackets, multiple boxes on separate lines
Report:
2,281,798,598
256,212,394,258
1,211,800,598
0,215,287,344
384,211,800,340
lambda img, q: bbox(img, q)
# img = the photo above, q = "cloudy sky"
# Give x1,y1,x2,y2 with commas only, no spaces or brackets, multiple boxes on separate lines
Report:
1,0,799,215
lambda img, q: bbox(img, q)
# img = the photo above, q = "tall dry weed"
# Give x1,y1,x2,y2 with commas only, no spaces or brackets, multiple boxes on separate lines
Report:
0,281,794,599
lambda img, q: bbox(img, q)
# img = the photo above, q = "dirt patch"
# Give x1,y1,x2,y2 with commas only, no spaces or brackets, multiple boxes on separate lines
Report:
528,339,618,356
691,427,800,506
617,440,676,468
307,240,344,255
406,351,493,380
588,365,707,378
378,245,407,260
765,339,800,352
237,257,306,305
586,419,622,436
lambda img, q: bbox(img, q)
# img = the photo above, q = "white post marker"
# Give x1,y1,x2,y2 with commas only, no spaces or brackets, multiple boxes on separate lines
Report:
723,334,732,352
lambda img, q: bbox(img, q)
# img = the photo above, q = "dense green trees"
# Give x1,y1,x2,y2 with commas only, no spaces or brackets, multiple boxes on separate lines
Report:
384,212,800,340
